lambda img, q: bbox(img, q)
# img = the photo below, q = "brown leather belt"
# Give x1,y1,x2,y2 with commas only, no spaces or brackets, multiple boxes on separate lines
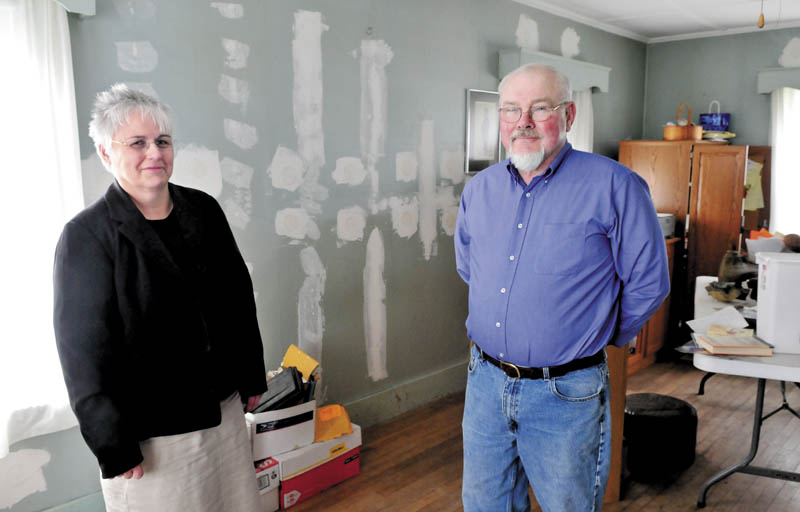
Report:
474,343,605,379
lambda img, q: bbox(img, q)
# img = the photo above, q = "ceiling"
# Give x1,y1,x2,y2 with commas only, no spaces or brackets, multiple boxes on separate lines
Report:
513,0,800,43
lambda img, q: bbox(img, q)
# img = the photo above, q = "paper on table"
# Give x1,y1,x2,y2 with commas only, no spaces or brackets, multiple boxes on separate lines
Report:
686,305,749,333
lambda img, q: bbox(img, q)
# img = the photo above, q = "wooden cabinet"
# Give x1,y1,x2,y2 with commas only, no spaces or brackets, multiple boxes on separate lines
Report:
618,141,770,321
626,237,678,376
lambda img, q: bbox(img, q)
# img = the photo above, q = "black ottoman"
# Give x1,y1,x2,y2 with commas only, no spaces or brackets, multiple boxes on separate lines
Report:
624,393,698,482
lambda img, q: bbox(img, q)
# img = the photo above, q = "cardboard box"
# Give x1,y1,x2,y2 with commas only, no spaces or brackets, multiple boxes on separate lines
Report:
254,457,280,512
273,424,361,480
280,447,361,509
246,400,316,460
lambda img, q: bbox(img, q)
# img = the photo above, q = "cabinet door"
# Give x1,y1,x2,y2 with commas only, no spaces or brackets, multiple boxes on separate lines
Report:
743,146,771,231
619,140,693,238
688,145,747,281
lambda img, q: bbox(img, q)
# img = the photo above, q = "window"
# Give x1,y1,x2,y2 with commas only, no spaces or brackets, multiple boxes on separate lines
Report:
770,87,800,234
0,0,84,456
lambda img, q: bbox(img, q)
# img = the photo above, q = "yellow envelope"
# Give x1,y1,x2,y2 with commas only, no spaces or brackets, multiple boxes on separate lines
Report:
314,404,353,443
281,344,320,381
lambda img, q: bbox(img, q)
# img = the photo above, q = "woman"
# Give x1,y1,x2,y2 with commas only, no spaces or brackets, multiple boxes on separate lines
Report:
53,84,267,511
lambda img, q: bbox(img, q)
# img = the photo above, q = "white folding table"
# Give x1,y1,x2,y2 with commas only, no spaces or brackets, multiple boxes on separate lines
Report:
693,352,800,508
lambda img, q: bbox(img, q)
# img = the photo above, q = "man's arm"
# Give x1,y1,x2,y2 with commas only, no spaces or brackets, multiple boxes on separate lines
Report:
609,173,671,347
455,192,471,283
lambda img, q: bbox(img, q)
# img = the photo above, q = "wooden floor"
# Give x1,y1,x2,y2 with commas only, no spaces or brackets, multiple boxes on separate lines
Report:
290,357,800,511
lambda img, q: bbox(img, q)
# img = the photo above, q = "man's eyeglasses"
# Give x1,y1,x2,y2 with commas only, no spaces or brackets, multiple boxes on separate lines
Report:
498,102,570,123
112,137,173,152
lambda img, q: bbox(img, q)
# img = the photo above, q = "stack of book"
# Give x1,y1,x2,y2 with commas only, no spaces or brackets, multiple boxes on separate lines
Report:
692,331,773,357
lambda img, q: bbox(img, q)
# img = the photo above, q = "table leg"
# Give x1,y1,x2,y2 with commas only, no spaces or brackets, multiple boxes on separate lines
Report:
698,372,715,396
697,378,766,508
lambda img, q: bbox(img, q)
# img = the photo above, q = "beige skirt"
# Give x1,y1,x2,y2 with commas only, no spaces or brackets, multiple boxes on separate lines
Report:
100,393,260,512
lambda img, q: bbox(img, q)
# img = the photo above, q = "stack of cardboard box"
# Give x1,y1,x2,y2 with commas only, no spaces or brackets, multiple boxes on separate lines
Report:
247,345,362,510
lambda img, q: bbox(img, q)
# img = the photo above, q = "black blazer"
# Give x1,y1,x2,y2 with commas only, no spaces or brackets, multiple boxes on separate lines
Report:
53,181,267,478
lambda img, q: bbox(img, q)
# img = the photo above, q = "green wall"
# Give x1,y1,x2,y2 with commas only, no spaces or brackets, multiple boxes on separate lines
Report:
644,27,800,144
4,1,646,510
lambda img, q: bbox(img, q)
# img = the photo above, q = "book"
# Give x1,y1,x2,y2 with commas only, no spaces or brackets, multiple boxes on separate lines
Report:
694,334,773,356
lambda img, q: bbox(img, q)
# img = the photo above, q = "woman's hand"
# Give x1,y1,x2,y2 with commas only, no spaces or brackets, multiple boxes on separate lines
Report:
119,464,144,479
246,394,262,412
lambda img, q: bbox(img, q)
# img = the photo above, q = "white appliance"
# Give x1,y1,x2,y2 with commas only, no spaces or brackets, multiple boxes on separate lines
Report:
657,213,675,238
756,252,800,354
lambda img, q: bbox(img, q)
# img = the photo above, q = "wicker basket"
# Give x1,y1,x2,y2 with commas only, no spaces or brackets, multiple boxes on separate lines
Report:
663,104,701,140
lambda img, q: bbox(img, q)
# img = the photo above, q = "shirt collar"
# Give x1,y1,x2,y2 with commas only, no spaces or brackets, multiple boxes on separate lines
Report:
505,142,573,184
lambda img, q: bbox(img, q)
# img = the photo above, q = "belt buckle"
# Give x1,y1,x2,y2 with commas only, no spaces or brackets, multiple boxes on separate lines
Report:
500,361,521,379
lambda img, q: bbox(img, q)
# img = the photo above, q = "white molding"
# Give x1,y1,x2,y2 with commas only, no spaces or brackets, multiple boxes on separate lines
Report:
499,49,611,92
512,0,800,44
757,67,800,94
649,21,800,44
511,0,648,43
54,0,95,15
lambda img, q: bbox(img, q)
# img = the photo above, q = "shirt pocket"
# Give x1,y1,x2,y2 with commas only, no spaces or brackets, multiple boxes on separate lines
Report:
532,222,585,275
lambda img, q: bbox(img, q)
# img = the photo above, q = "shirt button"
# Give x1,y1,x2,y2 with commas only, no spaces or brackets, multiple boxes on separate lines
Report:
500,288,506,293
509,255,515,261
499,352,504,358
544,179,548,184
495,322,501,327
526,192,531,198
517,223,523,229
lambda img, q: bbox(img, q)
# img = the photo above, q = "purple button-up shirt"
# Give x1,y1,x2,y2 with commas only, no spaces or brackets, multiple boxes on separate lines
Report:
455,143,670,367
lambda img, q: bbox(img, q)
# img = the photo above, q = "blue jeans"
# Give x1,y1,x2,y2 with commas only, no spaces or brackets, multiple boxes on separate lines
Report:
461,344,611,512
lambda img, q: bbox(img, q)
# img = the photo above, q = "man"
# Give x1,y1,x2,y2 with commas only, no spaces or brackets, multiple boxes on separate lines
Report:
455,64,669,511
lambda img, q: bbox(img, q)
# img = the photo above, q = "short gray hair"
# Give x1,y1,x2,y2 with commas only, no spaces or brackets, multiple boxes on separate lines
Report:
88,83,172,167
498,63,572,103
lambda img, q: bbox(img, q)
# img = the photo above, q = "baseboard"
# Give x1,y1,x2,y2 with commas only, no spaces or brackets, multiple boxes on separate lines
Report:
344,358,468,429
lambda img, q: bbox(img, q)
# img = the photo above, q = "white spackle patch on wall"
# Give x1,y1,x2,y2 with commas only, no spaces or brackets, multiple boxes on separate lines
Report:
293,10,328,169
439,147,465,184
172,144,223,198
388,196,419,239
115,41,158,72
560,27,580,59
292,10,329,216
267,146,305,192
112,0,156,18
222,38,249,69
419,120,437,260
395,151,418,182
515,14,539,51
332,156,367,186
224,118,258,150
222,194,250,230
360,39,394,213
336,205,367,244
218,74,250,113
0,449,51,508
275,207,320,241
779,38,800,67
297,246,326,363
436,185,459,237
221,156,254,188
124,82,158,98
210,2,243,19
220,157,253,230
441,206,460,236
363,227,388,382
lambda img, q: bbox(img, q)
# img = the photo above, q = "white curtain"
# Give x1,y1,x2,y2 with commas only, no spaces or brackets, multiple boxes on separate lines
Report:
769,88,800,235
0,0,83,457
567,88,594,153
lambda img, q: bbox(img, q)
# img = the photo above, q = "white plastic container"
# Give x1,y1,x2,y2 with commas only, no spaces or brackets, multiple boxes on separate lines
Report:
756,252,800,354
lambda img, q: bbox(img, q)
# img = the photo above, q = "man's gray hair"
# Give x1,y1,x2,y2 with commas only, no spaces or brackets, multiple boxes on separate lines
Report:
498,63,572,103
88,83,172,167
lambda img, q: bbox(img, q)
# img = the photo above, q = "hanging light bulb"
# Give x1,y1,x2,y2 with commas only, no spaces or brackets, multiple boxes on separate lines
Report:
758,0,765,28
